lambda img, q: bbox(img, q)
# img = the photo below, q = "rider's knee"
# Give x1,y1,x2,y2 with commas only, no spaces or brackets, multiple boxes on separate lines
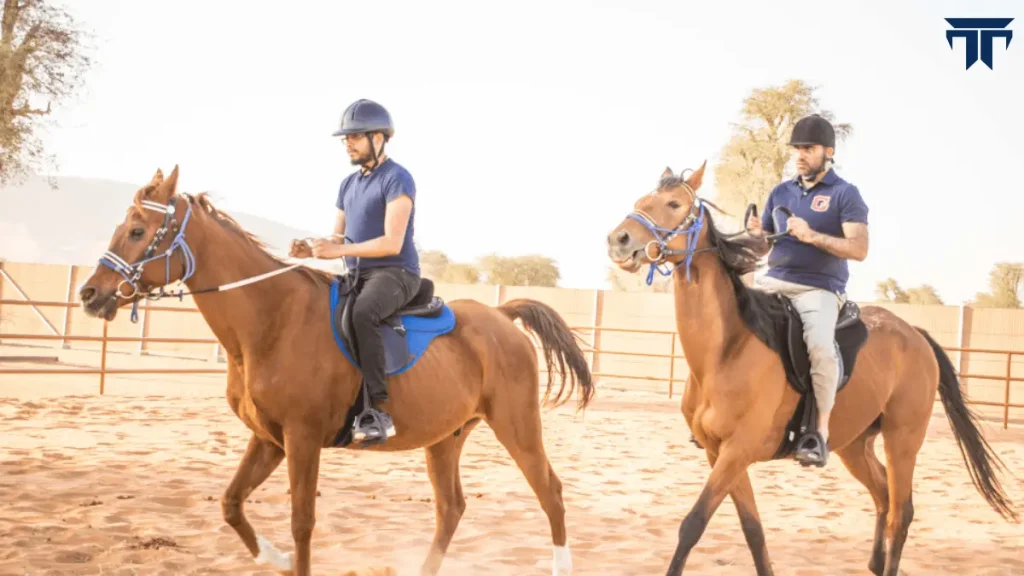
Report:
351,301,380,327
806,339,837,366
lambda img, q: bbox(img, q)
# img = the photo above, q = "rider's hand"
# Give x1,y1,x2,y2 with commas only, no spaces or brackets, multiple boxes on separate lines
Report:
311,238,343,259
786,216,816,243
746,213,764,238
289,239,313,258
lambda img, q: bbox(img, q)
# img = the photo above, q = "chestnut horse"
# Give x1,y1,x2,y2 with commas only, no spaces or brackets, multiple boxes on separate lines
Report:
78,166,594,576
605,162,1018,576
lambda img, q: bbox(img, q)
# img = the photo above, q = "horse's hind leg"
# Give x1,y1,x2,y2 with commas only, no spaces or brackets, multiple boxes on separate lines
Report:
420,419,480,576
222,433,287,566
879,418,929,576
835,426,889,576
730,470,774,575
485,401,571,575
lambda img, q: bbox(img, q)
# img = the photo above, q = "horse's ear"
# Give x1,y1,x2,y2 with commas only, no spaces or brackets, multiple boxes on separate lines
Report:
661,166,674,179
151,164,179,203
149,168,164,185
685,160,707,190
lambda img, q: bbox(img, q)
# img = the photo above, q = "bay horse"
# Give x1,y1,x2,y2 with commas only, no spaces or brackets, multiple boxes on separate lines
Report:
605,162,1019,575
78,166,594,576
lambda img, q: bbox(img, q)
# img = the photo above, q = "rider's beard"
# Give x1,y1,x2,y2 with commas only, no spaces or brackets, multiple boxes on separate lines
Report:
798,154,826,180
350,150,372,166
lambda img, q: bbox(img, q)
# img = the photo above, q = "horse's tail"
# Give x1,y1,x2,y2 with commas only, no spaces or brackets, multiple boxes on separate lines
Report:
918,327,1019,523
499,298,595,411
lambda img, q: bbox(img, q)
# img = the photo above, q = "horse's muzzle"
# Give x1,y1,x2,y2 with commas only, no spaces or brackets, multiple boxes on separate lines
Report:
79,285,119,321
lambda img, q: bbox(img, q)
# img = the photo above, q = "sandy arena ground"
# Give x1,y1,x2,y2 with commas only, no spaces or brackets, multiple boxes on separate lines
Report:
1,350,1023,575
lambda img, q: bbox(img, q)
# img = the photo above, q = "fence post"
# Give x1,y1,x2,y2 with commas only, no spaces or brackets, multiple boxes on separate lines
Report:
1004,352,1013,430
590,290,603,375
60,265,74,350
138,305,149,355
668,335,676,398
100,321,108,395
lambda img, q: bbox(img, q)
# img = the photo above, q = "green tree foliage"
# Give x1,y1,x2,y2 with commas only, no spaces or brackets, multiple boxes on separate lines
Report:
478,253,560,287
905,285,943,306
712,79,853,219
417,247,558,287
875,278,909,303
875,278,945,305
970,263,1023,309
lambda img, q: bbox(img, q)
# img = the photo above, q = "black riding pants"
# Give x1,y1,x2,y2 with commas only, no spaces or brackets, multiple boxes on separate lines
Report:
351,266,421,404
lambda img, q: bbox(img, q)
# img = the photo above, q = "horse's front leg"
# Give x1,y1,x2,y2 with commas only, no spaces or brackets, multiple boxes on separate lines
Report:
223,433,285,562
666,440,754,575
284,426,324,576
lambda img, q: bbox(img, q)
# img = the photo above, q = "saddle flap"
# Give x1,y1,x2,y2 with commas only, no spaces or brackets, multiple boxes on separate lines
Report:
381,323,412,374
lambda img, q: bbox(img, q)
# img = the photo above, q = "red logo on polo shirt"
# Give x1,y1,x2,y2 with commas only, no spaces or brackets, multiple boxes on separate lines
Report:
811,195,831,212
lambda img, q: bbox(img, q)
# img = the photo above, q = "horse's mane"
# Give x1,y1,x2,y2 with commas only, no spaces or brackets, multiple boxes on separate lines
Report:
131,185,334,287
691,192,789,353
193,193,336,286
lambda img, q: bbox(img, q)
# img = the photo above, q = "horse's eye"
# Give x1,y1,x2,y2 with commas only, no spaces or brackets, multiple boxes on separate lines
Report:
130,227,145,240
667,201,682,210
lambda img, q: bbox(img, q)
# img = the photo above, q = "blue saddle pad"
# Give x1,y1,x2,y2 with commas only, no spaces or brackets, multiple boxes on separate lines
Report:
329,278,456,376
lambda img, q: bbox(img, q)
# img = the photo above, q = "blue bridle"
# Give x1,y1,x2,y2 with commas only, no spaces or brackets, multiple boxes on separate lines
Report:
98,196,198,322
626,183,712,285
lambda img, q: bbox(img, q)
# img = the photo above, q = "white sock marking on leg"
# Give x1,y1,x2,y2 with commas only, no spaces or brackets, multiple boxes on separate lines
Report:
255,535,293,571
552,543,572,575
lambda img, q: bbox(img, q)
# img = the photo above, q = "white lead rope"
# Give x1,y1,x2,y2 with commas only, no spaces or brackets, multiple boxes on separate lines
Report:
213,262,305,292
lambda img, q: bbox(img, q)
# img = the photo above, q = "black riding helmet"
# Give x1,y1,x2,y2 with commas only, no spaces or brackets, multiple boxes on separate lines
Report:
333,99,394,170
789,114,835,148
789,114,836,181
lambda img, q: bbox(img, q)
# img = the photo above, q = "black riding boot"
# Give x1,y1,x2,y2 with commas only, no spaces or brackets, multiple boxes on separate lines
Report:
794,431,829,467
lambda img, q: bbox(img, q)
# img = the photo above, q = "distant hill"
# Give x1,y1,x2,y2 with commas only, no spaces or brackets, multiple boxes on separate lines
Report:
0,174,321,266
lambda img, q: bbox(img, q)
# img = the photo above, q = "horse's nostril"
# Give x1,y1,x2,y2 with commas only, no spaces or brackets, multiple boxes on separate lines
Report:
80,286,96,304
616,230,630,246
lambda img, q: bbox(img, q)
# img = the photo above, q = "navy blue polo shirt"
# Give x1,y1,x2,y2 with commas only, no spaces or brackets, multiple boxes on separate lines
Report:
335,158,420,275
760,168,868,294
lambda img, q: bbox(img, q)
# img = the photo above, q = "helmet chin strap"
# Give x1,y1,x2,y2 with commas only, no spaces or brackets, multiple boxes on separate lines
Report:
365,132,386,172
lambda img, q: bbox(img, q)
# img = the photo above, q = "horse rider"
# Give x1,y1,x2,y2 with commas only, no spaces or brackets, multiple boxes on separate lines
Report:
746,113,870,467
290,98,421,444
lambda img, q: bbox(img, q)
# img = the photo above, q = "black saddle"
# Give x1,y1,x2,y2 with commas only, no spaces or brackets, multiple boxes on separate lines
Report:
330,274,445,449
334,275,444,367
772,297,869,460
688,297,869,459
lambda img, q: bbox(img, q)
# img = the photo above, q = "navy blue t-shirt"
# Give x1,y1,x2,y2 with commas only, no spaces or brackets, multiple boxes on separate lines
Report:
335,158,420,275
760,169,868,294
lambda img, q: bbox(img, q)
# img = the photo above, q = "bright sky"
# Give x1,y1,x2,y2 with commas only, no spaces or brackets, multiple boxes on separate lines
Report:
39,0,1023,304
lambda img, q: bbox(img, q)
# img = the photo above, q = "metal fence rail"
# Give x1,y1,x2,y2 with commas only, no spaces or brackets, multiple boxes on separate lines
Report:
2,299,1021,428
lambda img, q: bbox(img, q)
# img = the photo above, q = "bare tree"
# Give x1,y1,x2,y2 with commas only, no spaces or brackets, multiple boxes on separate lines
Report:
1,0,93,185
